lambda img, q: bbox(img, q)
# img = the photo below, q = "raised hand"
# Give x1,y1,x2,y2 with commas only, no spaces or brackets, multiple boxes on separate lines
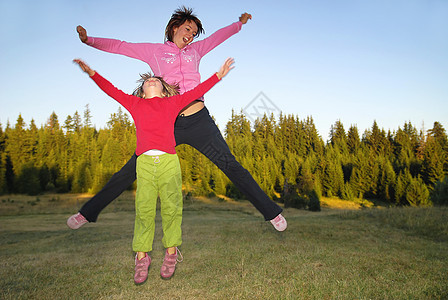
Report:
76,25,88,43
216,58,235,79
73,59,95,77
239,13,252,24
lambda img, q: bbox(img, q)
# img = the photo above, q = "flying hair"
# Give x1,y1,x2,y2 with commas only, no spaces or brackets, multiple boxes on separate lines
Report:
165,6,205,42
133,73,180,98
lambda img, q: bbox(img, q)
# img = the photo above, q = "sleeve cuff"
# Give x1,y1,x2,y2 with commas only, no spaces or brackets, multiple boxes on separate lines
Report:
86,36,94,45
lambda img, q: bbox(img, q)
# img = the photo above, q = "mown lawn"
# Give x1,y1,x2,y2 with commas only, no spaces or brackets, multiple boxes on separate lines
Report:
0,193,447,299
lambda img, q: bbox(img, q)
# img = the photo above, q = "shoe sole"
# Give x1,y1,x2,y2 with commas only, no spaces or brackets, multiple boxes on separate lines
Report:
67,222,87,230
160,269,176,280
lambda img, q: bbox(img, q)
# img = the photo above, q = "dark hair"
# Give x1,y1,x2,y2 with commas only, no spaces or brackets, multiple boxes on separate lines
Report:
165,6,204,42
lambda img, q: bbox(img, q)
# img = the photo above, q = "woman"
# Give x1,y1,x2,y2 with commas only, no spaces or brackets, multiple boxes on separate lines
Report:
67,6,287,231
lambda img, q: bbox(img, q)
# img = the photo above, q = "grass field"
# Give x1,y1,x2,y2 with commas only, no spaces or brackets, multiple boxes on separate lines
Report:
1,192,447,299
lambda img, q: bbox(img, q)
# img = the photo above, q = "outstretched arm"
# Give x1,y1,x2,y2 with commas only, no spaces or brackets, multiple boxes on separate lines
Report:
75,25,156,64
72,59,135,110
216,57,235,79
193,12,252,57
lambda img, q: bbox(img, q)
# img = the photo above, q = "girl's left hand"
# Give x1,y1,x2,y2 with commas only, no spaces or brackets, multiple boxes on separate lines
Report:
216,57,235,79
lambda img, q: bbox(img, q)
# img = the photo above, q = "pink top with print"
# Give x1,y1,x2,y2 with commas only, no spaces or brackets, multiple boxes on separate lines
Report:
86,22,242,95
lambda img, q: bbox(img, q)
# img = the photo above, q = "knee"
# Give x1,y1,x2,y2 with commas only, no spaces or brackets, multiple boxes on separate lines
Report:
217,154,248,174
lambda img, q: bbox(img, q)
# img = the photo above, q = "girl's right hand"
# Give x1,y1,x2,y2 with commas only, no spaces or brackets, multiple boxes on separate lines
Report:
73,59,95,77
76,25,88,43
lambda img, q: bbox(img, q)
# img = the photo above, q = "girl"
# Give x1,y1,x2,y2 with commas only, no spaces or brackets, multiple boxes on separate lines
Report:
73,57,234,284
67,7,286,232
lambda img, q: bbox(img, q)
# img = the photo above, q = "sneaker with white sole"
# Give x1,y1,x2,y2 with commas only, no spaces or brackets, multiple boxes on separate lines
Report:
134,253,151,285
270,213,287,231
67,212,88,229
160,247,183,280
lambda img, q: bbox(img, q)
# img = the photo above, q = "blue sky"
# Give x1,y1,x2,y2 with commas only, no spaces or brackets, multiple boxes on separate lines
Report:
1,0,447,142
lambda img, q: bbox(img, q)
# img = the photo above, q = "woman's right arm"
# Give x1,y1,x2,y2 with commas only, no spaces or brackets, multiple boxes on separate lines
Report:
77,25,154,63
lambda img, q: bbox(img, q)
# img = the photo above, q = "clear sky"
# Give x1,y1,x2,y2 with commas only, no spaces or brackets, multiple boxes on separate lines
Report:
1,0,447,142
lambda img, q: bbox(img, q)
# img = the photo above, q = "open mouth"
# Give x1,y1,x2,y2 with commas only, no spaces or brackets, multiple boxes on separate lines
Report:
183,37,190,44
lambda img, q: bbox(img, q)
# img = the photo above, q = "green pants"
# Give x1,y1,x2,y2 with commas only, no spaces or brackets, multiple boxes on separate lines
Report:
133,153,183,252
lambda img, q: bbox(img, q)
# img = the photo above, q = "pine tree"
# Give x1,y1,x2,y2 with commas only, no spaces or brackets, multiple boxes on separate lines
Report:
0,123,6,194
322,145,344,197
363,120,388,156
428,122,448,150
392,122,420,177
329,119,348,154
64,115,74,134
394,170,413,205
16,162,41,195
73,111,82,133
303,116,324,156
427,122,448,175
349,147,371,198
430,176,448,206
378,158,396,202
347,125,360,154
406,176,430,207
6,115,27,177
421,136,445,187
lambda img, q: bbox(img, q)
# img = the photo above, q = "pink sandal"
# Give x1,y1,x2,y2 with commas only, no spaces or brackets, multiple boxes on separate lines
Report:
160,247,183,279
134,253,151,285
67,213,88,229
270,213,287,231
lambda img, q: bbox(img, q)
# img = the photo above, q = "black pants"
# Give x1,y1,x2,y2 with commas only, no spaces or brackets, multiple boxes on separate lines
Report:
80,107,282,222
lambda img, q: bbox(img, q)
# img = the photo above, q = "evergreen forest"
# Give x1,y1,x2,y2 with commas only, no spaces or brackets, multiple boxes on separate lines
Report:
1,105,447,208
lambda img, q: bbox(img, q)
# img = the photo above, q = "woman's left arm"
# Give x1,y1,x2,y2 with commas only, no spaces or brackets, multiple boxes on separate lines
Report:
193,13,252,57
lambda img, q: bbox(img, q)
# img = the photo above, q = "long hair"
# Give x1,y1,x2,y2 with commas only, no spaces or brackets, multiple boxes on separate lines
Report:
133,73,179,98
165,6,204,42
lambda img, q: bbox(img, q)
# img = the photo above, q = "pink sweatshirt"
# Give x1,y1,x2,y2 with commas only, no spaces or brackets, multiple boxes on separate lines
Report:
90,72,220,155
86,22,242,95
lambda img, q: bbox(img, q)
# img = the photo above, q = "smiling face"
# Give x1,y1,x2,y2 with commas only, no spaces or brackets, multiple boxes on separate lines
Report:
164,6,204,46
172,20,198,49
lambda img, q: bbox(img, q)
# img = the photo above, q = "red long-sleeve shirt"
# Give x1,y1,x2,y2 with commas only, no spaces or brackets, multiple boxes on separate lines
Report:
90,72,220,155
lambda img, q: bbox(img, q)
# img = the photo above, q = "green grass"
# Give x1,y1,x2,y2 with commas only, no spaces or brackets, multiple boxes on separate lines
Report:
0,193,447,299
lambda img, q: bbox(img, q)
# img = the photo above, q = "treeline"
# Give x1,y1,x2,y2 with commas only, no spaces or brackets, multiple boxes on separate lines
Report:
1,106,447,208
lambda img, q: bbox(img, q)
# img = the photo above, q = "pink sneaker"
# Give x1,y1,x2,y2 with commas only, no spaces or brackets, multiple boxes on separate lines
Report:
67,213,88,229
270,213,287,231
134,253,151,285
160,247,183,280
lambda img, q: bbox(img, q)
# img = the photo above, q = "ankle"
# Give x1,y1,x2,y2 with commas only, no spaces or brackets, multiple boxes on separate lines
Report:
167,247,176,255
137,252,146,260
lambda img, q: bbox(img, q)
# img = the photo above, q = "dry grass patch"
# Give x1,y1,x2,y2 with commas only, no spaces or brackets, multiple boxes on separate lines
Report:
320,197,375,209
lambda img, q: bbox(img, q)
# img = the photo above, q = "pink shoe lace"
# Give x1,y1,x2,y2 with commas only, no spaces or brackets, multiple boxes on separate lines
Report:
160,247,183,279
67,213,88,229
270,214,287,231
134,253,151,285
